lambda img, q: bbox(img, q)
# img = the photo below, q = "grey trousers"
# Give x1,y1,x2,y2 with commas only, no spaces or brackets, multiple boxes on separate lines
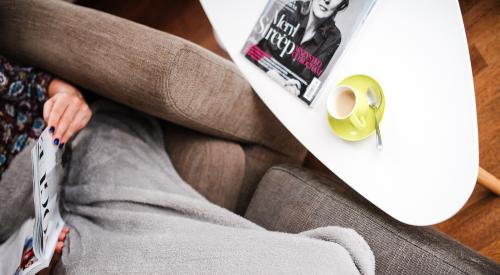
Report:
2,100,374,274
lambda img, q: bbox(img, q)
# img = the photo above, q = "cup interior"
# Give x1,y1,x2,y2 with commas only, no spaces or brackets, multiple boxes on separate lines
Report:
327,86,357,119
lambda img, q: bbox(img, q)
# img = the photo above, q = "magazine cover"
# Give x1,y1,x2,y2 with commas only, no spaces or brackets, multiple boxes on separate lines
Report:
241,0,377,105
0,128,65,275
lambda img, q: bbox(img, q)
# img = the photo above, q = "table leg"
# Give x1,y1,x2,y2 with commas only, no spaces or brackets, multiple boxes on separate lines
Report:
478,167,500,196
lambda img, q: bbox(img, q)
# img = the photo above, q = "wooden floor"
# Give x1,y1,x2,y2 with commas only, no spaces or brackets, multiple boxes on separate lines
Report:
78,0,499,262
433,0,500,262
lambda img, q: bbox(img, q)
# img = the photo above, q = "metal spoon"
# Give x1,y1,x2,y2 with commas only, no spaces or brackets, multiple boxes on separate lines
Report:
367,87,383,150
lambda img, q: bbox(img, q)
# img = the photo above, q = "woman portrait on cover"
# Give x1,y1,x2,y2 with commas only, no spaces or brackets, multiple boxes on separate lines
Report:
256,0,349,96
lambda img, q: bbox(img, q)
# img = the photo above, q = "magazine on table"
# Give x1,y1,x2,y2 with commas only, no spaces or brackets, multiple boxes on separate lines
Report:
0,128,65,275
241,0,378,105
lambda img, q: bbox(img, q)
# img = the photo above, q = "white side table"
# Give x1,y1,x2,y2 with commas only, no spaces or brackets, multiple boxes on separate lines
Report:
200,0,478,226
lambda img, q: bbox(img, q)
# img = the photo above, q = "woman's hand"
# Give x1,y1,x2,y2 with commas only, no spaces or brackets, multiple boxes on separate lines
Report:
43,78,92,146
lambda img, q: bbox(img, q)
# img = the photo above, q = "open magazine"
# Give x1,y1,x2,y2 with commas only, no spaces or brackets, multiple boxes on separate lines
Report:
0,128,65,275
241,0,377,105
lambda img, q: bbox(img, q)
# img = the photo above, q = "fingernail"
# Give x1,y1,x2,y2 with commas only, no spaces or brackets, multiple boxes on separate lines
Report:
49,126,55,133
59,143,65,149
54,138,59,145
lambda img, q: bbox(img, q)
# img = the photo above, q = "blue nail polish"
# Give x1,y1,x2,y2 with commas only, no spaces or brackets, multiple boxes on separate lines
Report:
49,127,55,133
59,143,65,149
54,138,59,145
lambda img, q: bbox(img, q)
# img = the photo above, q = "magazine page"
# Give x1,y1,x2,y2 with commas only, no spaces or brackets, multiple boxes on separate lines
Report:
241,0,377,105
0,219,35,275
15,230,43,275
0,218,51,275
31,128,65,263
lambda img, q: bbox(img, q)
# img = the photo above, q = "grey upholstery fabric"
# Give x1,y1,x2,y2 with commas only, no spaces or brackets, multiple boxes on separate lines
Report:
0,0,306,161
245,164,500,274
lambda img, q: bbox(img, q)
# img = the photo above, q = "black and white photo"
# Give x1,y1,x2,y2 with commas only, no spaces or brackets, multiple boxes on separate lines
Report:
242,0,377,105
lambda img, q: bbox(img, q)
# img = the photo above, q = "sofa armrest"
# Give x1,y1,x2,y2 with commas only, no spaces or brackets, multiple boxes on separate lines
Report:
0,0,305,160
245,164,500,274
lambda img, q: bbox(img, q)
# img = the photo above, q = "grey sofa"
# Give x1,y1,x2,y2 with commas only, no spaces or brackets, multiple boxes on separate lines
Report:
0,0,498,273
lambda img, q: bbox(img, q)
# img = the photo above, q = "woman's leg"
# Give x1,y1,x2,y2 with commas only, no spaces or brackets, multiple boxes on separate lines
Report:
56,100,372,274
0,142,35,242
61,99,205,201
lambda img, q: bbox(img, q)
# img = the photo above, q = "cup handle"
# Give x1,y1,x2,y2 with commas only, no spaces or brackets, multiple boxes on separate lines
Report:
350,112,366,129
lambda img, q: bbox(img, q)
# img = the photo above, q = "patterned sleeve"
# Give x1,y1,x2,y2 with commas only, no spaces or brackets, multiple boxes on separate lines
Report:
0,55,52,104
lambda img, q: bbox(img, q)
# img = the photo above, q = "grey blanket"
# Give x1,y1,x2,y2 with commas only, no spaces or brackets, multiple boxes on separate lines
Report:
1,100,374,274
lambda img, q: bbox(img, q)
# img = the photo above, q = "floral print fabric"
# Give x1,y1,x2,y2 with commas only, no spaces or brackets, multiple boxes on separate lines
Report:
0,55,52,177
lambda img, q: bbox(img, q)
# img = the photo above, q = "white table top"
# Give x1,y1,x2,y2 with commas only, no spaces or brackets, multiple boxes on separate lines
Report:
200,0,478,226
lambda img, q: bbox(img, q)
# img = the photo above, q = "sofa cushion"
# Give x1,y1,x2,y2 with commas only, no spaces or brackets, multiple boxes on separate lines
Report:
245,164,500,274
163,123,245,211
234,145,304,214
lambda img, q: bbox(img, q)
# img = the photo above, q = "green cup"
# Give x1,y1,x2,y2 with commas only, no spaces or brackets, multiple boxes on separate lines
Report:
326,85,369,130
